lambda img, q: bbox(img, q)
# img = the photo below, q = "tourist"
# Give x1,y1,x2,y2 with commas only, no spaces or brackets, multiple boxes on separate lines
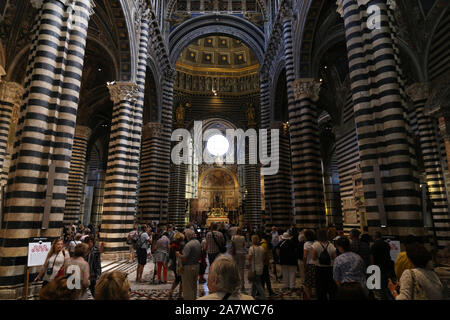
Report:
155,231,170,284
176,229,202,300
270,226,280,281
370,231,395,300
127,224,139,263
39,275,82,300
248,234,266,300
333,237,367,297
136,225,151,283
260,233,275,296
350,229,370,268
168,232,185,299
95,271,130,300
303,229,316,300
84,236,102,297
198,235,208,284
395,235,418,279
205,223,225,266
65,243,90,300
69,233,82,257
80,228,90,242
231,227,247,292
312,228,337,300
298,229,306,283
34,238,70,288
277,231,298,292
388,243,443,300
198,255,254,300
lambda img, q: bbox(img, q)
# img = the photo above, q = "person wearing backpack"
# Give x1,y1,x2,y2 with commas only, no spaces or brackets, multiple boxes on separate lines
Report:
127,224,139,263
135,225,152,283
312,228,337,300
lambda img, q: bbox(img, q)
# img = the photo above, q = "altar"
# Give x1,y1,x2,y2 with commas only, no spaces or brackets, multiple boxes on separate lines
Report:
206,208,229,226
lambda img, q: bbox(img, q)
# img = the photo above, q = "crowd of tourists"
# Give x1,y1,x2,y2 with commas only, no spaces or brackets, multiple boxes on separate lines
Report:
33,221,448,300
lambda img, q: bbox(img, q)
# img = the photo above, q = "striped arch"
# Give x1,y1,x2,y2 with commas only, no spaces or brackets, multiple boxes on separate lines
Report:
169,14,265,65
294,0,326,78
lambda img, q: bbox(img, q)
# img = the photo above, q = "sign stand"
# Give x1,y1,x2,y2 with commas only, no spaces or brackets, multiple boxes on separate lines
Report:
23,266,30,300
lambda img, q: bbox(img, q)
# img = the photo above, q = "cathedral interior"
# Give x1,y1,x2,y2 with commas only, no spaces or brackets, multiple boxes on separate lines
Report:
0,0,449,300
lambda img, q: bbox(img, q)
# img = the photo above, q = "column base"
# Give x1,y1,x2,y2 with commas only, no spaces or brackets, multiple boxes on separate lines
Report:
0,282,42,300
100,251,130,262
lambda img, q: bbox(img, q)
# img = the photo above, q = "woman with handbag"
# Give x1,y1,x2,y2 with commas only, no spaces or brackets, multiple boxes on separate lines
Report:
34,238,70,288
247,235,266,299
388,243,443,300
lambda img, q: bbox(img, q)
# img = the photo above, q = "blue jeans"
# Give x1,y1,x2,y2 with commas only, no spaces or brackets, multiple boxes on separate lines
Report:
251,275,266,300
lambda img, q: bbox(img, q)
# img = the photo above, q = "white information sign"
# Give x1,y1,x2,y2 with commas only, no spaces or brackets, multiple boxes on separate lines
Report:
28,238,51,267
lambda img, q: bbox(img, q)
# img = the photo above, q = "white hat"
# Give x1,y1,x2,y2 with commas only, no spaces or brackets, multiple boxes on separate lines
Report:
282,232,292,240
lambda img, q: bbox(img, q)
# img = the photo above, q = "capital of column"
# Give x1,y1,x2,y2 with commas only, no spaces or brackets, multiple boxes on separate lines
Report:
164,67,177,81
336,0,344,18
142,122,164,140
406,83,430,102
74,125,92,140
291,79,321,102
107,81,140,104
31,0,95,15
0,81,24,105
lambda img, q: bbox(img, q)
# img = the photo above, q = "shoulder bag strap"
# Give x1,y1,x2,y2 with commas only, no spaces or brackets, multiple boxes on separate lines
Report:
222,293,232,300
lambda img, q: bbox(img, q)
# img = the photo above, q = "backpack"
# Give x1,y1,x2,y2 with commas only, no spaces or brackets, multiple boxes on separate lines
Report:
134,232,145,250
127,230,139,245
318,242,331,266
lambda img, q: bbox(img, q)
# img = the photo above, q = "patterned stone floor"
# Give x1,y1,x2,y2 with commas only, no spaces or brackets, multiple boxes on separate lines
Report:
118,255,306,301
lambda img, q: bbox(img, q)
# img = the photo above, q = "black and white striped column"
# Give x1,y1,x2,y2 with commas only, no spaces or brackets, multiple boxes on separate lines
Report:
138,122,168,224
99,82,140,256
407,83,450,248
244,128,263,229
168,161,187,229
280,6,325,229
99,4,152,256
289,79,326,228
339,0,423,237
63,125,91,224
0,0,93,288
0,81,23,186
264,121,293,229
159,73,176,225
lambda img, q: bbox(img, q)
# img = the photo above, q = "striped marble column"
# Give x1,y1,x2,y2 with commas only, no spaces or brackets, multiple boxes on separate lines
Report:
99,82,140,257
0,0,93,289
63,125,91,224
289,79,326,228
0,81,23,186
168,161,187,229
244,144,262,229
159,74,176,224
407,83,450,248
264,121,293,229
339,0,423,237
279,6,325,229
138,122,167,224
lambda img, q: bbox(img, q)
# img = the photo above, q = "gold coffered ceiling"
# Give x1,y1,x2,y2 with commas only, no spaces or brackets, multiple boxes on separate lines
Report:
177,36,259,74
